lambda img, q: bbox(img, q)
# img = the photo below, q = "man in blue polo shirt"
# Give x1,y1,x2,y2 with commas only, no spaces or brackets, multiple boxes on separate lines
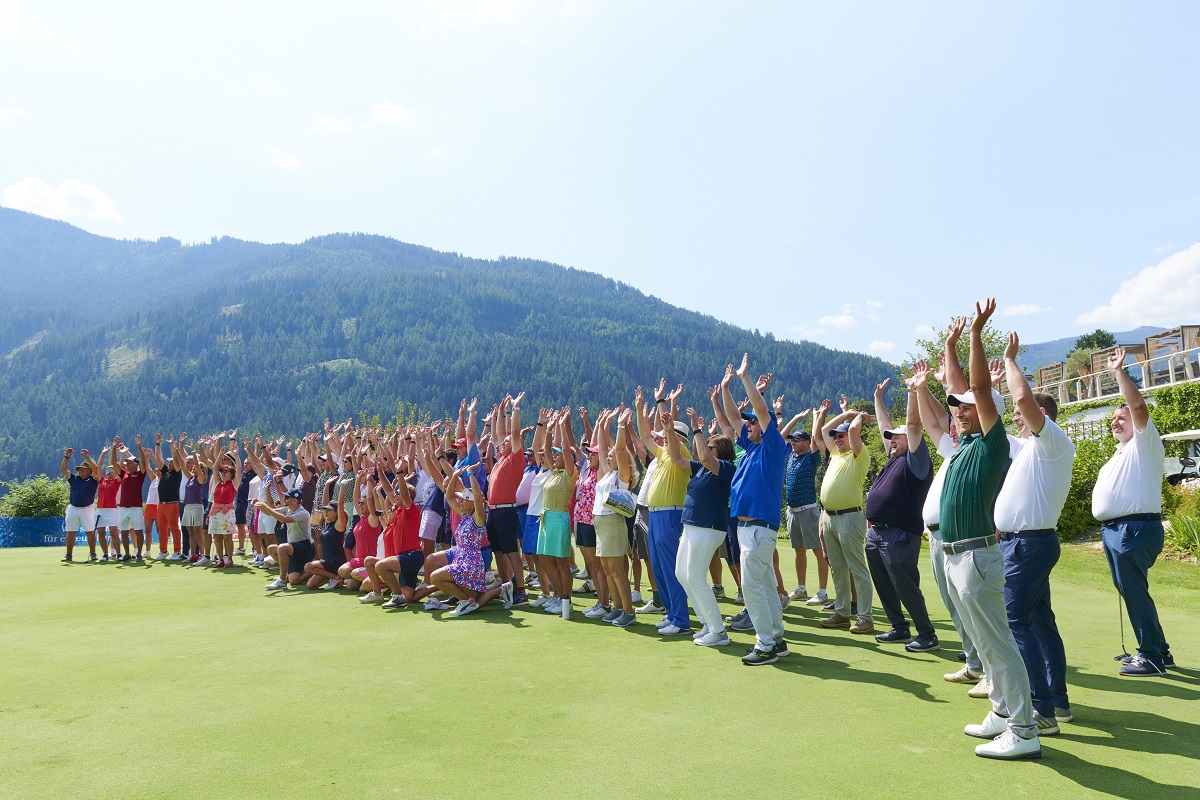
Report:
722,353,789,666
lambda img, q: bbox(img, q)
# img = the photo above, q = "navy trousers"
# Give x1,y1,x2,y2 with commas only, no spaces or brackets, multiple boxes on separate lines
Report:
1102,519,1171,666
1001,531,1068,718
648,509,690,629
865,525,934,638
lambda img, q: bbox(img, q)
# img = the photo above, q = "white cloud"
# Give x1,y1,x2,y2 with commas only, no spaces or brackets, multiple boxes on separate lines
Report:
866,299,884,309
868,340,895,354
1078,243,1200,327
265,147,302,170
424,145,454,166
818,313,857,331
2,177,123,223
372,100,416,129
0,1,91,55
1002,303,1053,317
914,324,934,336
0,106,30,127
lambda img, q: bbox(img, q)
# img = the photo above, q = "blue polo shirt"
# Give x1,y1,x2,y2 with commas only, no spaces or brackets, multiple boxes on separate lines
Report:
731,410,788,525
682,459,735,531
68,474,99,507
455,443,488,495
784,450,820,508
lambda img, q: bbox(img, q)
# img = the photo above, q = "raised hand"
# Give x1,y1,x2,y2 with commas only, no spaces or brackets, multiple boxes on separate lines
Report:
819,398,831,414
839,394,850,413
988,358,1005,386
668,383,684,401
736,353,750,379
64,447,74,458
772,394,784,417
946,316,967,346
755,372,772,392
1107,346,1127,373
80,448,90,459
722,364,735,387
972,297,997,331
155,433,162,444
875,378,889,396
654,378,667,402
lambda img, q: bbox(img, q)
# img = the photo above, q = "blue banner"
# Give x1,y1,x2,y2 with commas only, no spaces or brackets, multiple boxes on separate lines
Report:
0,517,69,548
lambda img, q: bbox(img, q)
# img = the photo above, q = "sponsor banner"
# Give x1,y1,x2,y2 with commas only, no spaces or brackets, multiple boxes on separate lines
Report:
0,518,168,547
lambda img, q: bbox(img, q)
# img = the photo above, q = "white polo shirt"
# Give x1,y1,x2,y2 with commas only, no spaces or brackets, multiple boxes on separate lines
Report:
922,433,956,531
1092,417,1166,521
994,417,1076,533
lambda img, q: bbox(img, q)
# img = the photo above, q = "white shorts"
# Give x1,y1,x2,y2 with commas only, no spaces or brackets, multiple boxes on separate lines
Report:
66,504,97,533
256,508,276,535
208,509,235,537
96,508,118,529
118,507,144,531
419,509,443,541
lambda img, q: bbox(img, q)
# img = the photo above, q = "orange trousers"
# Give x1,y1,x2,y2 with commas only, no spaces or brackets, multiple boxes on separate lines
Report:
156,502,182,553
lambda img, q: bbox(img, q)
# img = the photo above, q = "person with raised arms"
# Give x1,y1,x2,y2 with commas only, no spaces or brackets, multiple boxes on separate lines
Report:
151,435,185,560
590,407,638,627
864,377,937,652
817,396,875,635
60,446,100,562
535,409,579,617
723,355,789,665
636,381,693,635
205,434,242,569
485,393,529,603
302,480,349,590
941,298,1039,760
114,435,151,562
997,331,1075,731
780,404,827,606
1092,346,1173,678
665,404,736,648
95,445,120,562
180,438,209,564
259,488,313,591
427,466,492,617
373,466,440,609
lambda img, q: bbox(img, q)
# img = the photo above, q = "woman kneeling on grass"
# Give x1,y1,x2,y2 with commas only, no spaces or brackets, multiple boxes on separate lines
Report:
427,466,510,617
302,480,349,590
370,472,440,609
258,488,313,590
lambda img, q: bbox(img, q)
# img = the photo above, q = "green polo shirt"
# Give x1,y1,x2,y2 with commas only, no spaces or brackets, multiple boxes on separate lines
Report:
939,422,1009,544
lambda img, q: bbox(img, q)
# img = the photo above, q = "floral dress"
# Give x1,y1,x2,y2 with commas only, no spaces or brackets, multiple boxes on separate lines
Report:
447,512,486,592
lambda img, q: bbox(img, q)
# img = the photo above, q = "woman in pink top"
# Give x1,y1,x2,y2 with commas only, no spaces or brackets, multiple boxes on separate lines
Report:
339,468,382,591
205,435,242,568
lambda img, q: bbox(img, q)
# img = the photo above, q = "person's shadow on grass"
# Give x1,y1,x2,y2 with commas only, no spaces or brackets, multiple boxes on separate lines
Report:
1033,740,1198,799
1061,702,1200,762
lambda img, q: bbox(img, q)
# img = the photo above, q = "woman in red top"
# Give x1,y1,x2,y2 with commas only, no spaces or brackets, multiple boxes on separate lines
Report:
96,445,121,562
206,436,242,568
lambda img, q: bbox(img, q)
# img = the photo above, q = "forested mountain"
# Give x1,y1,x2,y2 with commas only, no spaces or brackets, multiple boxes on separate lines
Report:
0,208,894,480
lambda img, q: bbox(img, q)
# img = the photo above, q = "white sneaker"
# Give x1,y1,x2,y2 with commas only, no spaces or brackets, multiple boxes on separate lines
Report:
974,730,1040,760
449,599,477,617
695,630,731,647
655,618,674,629
484,570,498,584
630,590,643,604
195,556,211,567
968,675,992,698
167,552,183,561
583,603,610,618
693,625,712,641
572,579,595,595
575,568,587,579
223,557,234,568
788,586,808,601
805,590,828,606
154,552,167,561
265,577,286,590
359,592,385,604
529,576,541,589
637,600,666,614
530,594,551,608
779,593,791,609
964,711,1009,739
324,578,342,591
544,598,562,614
658,624,689,636
500,582,514,609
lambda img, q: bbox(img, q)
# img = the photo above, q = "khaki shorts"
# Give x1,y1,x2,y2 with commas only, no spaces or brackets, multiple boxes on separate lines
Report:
594,513,631,558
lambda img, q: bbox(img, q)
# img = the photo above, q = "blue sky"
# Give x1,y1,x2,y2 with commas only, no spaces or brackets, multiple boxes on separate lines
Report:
3,1,1199,362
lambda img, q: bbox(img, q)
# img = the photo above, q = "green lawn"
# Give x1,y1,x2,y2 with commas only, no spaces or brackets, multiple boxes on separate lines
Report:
3,541,1198,800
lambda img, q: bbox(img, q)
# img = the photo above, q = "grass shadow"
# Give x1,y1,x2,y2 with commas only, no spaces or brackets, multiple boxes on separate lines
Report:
1063,702,1200,761
1067,666,1200,701
1032,739,1199,799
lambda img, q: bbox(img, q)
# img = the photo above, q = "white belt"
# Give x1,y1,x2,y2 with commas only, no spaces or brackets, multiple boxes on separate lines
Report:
790,503,818,512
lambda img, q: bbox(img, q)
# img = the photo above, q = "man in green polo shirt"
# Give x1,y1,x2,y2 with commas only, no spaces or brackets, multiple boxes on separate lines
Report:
940,298,1039,760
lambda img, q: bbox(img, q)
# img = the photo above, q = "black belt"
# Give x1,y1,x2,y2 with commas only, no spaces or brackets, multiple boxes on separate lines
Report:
997,528,1056,541
940,534,997,555
825,506,862,517
927,523,939,532
1102,513,1162,525
737,518,779,532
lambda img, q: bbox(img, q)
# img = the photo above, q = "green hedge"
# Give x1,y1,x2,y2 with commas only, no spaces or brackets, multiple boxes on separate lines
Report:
0,475,69,518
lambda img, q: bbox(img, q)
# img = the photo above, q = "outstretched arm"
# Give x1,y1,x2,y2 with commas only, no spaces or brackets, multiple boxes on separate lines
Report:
873,379,893,454
943,316,968,395
969,298,1000,434
1108,345,1150,431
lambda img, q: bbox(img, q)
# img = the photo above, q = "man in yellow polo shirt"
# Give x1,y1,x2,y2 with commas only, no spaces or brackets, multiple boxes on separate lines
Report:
635,382,694,634
818,398,874,634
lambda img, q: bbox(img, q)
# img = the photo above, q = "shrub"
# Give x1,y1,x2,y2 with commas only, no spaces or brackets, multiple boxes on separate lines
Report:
1165,483,1200,558
1057,435,1116,539
0,475,70,517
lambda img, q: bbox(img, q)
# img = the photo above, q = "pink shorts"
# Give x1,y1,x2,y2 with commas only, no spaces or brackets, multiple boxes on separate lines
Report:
419,509,442,541
347,557,364,571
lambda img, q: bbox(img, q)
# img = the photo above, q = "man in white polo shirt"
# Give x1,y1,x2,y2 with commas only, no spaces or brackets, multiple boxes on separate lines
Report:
1092,346,1172,678
996,332,1076,731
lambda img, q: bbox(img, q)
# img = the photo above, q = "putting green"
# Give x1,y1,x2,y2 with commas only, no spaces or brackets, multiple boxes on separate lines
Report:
4,542,1197,800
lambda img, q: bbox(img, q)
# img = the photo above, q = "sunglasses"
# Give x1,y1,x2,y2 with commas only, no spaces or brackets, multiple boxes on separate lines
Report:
832,433,847,440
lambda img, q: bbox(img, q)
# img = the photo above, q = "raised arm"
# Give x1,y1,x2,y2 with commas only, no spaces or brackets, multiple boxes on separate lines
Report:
779,409,810,438
60,447,73,479
812,399,830,455
634,386,657,454
969,298,1000,434
509,392,525,455
708,384,736,440
662,411,691,473
943,316,968,395
720,364,742,433
1107,345,1150,431
614,408,634,484
873,378,894,454
1003,332,1044,435
578,406,594,446
465,398,479,448
688,407,719,474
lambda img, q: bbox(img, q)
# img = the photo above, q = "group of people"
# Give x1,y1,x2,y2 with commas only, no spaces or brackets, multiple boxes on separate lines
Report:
58,298,1175,762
